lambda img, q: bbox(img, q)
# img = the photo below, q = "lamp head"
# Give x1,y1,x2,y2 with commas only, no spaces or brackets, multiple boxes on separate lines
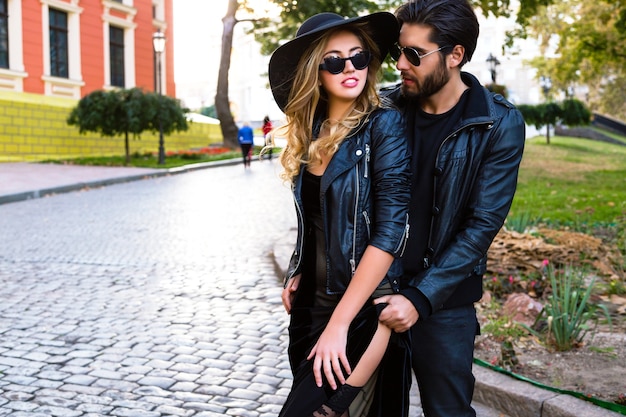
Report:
152,30,166,53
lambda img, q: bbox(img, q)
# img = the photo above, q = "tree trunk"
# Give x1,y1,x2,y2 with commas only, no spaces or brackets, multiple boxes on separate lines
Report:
215,0,239,150
546,123,551,145
124,131,130,165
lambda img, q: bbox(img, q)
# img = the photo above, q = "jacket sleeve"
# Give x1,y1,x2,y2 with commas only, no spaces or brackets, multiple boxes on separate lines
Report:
412,105,526,313
367,109,412,256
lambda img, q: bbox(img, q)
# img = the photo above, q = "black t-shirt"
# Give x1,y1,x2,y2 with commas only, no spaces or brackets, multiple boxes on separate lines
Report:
403,89,471,287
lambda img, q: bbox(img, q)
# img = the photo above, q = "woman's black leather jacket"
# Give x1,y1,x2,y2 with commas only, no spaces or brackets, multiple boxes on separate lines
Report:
284,107,412,295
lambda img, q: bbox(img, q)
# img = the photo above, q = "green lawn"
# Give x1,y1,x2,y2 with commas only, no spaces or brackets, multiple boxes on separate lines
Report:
509,136,626,238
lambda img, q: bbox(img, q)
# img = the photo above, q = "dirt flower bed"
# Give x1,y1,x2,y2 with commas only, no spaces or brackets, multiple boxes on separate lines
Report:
475,228,626,407
475,305,626,405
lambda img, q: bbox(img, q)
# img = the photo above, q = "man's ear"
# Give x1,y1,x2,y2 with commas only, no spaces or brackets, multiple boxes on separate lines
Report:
448,45,465,68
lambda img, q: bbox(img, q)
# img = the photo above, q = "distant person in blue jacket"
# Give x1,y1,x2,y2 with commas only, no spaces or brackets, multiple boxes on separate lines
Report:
238,122,254,168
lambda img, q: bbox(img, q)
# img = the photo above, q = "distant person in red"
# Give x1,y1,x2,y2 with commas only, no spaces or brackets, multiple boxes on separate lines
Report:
262,116,274,160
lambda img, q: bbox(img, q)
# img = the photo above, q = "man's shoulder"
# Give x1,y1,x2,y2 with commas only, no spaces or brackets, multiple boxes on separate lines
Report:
380,83,403,103
461,71,516,108
489,91,517,111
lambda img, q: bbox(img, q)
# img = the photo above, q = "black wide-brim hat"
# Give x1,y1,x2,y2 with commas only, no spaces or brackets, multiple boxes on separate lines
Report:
268,12,399,112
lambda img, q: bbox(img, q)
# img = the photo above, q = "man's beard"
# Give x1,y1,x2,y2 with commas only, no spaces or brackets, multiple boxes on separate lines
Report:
401,57,450,101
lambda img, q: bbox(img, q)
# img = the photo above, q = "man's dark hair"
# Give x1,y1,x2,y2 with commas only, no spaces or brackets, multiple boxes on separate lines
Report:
395,0,479,67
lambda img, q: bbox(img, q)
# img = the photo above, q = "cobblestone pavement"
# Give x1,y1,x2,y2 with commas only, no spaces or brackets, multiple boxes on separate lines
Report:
0,161,504,417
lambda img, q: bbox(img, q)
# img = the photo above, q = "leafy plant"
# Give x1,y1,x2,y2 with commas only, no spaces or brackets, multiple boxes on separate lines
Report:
482,315,527,342
506,211,541,233
525,264,612,351
67,88,189,164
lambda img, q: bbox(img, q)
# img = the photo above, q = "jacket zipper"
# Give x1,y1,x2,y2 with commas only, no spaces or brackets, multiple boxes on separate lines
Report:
425,121,493,267
350,163,360,276
395,213,410,256
363,210,371,238
364,143,370,178
287,184,305,281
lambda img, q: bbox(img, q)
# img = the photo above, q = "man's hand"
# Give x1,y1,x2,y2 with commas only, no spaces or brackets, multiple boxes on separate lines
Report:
373,294,419,332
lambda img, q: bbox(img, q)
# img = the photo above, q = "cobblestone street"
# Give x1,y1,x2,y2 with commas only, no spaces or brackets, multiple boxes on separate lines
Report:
0,161,300,416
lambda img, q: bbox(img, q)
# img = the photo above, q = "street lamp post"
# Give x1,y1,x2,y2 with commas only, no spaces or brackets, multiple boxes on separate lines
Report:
152,30,166,165
486,53,501,84
540,75,552,100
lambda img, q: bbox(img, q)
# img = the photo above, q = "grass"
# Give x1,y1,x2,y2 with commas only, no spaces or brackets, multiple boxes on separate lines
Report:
509,135,626,235
41,147,260,170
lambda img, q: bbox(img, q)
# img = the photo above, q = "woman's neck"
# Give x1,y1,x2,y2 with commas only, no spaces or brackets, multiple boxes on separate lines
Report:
327,99,355,122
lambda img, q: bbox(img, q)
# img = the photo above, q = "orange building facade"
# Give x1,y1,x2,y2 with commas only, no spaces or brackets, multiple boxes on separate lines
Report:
1,0,175,98
0,0,223,163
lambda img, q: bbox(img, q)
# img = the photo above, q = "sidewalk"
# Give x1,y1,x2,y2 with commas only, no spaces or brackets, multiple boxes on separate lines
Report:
1,160,622,417
0,159,240,205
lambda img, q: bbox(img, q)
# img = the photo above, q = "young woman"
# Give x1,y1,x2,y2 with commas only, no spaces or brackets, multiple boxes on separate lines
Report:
268,12,412,417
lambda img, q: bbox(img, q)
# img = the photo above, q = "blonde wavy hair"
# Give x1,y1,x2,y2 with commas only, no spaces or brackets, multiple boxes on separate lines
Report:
273,23,384,182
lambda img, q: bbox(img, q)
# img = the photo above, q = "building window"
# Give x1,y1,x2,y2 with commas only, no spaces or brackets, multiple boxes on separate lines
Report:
0,0,8,68
49,8,68,78
109,26,125,87
152,0,164,21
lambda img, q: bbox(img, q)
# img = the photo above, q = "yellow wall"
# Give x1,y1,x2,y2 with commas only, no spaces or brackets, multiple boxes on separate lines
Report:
0,92,223,162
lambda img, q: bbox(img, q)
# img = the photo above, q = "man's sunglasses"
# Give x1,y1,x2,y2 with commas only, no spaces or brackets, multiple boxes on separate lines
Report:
390,44,450,67
318,51,372,74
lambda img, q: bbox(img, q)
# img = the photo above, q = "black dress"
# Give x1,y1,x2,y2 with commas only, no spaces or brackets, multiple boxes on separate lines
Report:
279,170,412,417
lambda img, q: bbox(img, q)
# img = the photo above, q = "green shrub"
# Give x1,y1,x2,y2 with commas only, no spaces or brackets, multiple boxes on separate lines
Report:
525,264,611,351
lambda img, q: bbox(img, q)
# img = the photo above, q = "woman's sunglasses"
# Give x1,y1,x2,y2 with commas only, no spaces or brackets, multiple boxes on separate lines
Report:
390,43,450,67
318,51,372,74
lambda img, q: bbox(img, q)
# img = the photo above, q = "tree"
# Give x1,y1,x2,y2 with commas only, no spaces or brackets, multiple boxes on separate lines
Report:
215,0,240,150
67,88,189,164
560,99,591,128
509,1,626,120
517,99,590,144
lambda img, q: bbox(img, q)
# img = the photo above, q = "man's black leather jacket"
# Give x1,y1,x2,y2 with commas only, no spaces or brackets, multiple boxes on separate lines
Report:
284,107,412,295
387,72,526,316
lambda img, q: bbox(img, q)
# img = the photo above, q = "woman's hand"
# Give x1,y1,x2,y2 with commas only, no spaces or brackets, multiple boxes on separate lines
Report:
281,274,301,314
307,323,351,389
